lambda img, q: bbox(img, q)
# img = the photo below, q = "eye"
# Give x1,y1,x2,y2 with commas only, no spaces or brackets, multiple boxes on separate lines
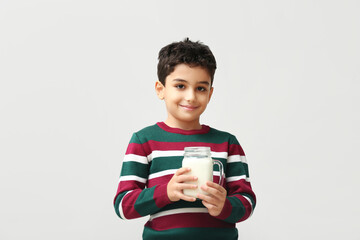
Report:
197,86,207,92
176,84,185,89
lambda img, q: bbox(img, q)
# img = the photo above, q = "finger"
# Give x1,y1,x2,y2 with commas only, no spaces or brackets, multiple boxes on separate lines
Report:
205,181,226,193
175,167,191,176
178,193,197,202
177,174,198,183
202,200,221,217
197,193,218,205
176,183,198,191
200,185,224,198
201,200,217,211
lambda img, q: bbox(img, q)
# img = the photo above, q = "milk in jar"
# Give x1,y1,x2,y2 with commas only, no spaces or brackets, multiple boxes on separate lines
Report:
182,147,214,198
182,148,213,198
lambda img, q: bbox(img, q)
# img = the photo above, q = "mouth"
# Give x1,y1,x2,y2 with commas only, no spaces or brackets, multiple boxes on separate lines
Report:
180,104,199,111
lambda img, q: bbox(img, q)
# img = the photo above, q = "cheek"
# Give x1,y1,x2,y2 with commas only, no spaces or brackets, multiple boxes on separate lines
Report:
165,96,180,107
168,94,182,103
199,95,211,103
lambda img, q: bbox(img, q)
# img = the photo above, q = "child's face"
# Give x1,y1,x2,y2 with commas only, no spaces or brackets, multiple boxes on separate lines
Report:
155,63,213,130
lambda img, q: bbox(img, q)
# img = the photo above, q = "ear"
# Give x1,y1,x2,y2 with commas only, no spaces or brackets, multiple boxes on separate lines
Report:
155,81,165,100
208,87,214,103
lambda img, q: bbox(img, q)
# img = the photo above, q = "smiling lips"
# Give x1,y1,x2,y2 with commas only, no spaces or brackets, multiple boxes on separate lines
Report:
180,104,199,111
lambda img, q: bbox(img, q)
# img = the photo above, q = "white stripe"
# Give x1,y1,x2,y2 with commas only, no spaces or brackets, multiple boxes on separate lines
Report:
211,151,228,159
119,190,133,220
147,150,184,162
149,207,208,220
149,169,176,179
226,175,250,182
243,195,253,207
119,175,147,183
147,150,228,162
213,171,221,177
148,170,222,180
227,155,247,164
123,154,148,164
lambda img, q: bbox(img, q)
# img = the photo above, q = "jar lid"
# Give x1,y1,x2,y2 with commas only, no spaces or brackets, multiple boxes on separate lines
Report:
184,147,211,158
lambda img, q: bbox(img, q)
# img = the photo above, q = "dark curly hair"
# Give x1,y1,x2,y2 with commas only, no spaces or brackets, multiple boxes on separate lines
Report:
157,38,217,86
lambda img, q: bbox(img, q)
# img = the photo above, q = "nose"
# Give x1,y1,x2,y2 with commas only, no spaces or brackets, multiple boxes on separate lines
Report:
184,89,196,102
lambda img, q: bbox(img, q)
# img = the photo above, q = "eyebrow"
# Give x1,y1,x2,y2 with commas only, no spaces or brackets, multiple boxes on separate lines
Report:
173,78,210,85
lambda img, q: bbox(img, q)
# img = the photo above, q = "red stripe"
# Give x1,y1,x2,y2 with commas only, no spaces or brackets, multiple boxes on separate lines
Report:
128,140,230,156
117,180,146,194
125,143,147,156
145,213,235,231
227,179,255,198
154,184,172,208
148,175,223,189
147,140,229,152
148,175,173,188
213,175,223,186
121,189,143,219
114,181,146,205
157,122,210,135
228,144,245,156
214,198,232,220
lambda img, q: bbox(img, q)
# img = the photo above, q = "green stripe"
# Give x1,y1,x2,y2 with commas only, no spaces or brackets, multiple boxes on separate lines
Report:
120,161,148,178
213,158,227,172
225,195,245,223
159,199,205,212
134,186,159,216
150,156,183,172
228,135,239,145
129,132,142,144
226,162,248,178
143,226,238,240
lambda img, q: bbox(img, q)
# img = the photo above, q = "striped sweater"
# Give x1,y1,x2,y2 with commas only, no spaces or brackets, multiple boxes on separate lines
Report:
114,122,256,240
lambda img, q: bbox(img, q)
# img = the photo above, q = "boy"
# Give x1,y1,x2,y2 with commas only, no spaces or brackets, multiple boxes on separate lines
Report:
114,38,256,240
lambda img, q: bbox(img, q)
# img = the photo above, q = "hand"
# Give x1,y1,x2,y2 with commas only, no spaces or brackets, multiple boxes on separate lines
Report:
167,167,198,202
197,181,227,217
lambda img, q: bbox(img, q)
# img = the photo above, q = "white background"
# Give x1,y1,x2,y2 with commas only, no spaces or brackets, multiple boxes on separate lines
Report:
1,0,359,239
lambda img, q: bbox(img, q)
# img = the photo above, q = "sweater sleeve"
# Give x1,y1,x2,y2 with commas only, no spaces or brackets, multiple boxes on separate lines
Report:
113,133,172,220
215,135,256,223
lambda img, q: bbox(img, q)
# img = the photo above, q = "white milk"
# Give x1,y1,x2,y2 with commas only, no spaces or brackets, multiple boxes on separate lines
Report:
182,156,213,198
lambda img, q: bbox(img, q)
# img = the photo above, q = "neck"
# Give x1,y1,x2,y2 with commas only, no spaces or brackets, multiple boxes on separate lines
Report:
164,118,202,131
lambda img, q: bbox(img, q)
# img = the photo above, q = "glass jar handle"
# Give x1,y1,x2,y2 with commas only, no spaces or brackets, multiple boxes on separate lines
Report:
213,160,224,186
